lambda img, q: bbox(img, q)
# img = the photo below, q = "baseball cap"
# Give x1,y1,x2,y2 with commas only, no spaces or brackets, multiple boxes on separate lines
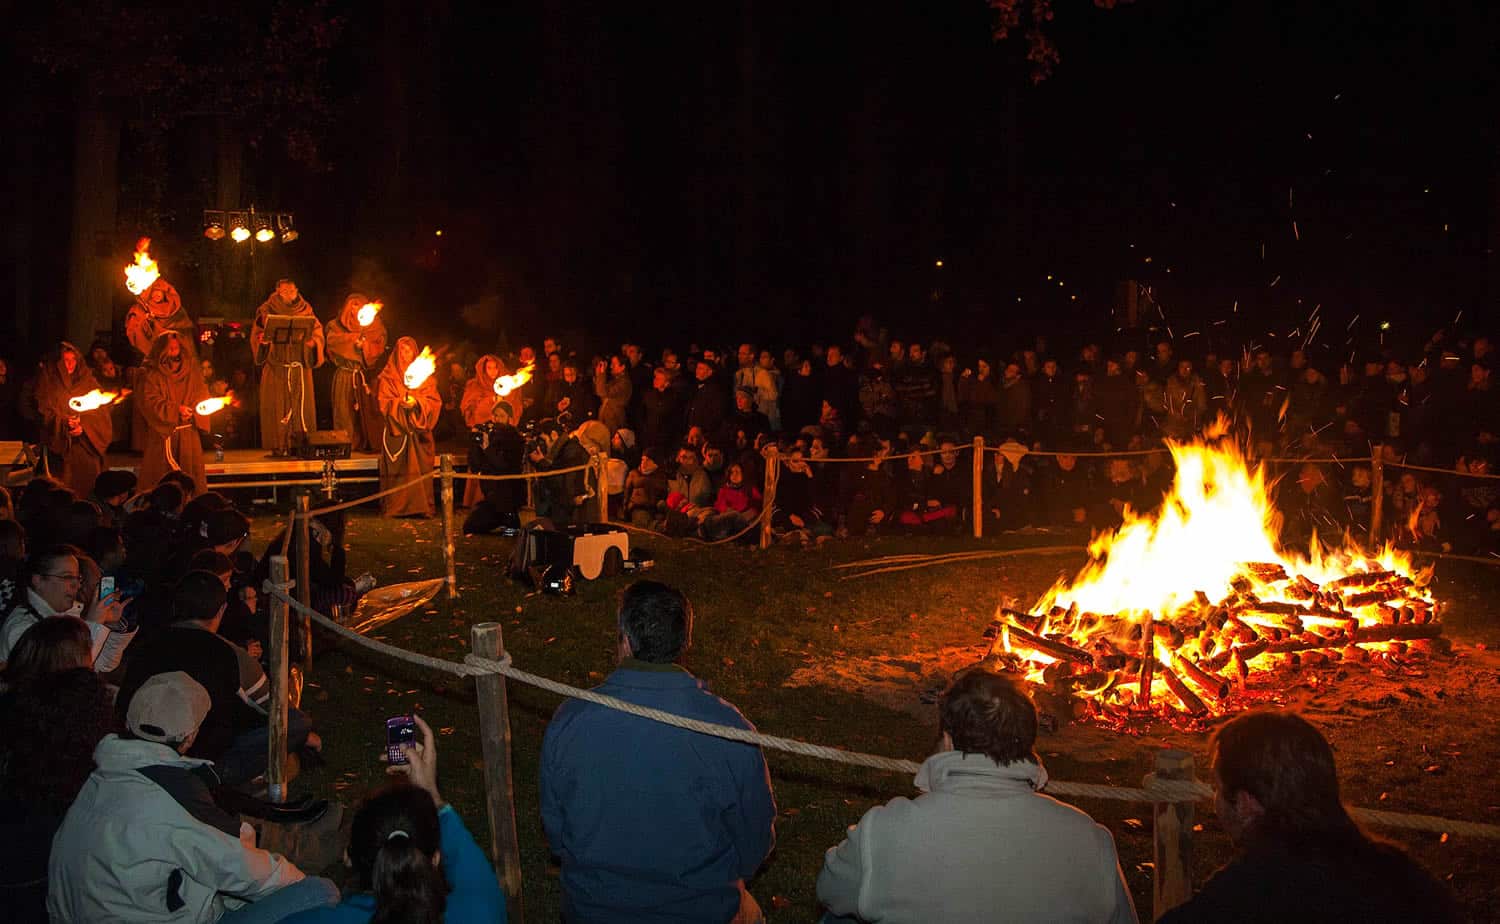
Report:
127,671,211,745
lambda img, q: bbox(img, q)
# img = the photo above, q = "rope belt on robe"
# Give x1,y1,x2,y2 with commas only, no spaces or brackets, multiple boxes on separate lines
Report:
278,361,310,433
163,422,196,472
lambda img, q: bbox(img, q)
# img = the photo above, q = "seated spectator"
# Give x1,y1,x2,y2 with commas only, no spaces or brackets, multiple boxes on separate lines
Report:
0,546,128,672
1159,711,1459,923
119,571,321,787
701,461,762,540
817,668,1136,924
190,550,262,655
48,671,339,922
773,445,831,542
623,447,669,528
89,469,137,528
283,714,505,923
255,509,375,623
839,437,896,536
1,614,94,691
897,449,959,532
0,667,116,924
0,518,26,614
541,581,776,923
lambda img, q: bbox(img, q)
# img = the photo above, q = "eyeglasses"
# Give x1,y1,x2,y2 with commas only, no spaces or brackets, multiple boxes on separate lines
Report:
42,573,82,585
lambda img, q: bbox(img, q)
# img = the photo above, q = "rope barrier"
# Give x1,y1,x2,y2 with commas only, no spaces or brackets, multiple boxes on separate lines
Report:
1387,460,1500,482
259,580,1500,836
835,546,1087,580
289,473,436,517
214,477,381,490
461,462,594,482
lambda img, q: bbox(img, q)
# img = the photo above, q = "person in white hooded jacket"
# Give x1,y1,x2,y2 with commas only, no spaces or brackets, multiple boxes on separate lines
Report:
48,671,338,923
0,546,132,673
816,668,1137,924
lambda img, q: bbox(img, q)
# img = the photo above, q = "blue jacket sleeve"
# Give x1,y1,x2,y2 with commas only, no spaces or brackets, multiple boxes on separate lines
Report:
437,805,507,921
728,742,777,880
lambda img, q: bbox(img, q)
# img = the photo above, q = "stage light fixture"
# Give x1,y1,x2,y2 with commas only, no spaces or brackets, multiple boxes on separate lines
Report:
276,213,298,243
228,211,251,243
203,210,226,241
253,212,274,243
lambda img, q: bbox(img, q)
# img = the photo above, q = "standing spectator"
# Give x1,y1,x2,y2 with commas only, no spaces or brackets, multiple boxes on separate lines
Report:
936,354,962,433
593,353,633,436
959,359,1000,437
48,671,340,922
754,349,783,431
817,668,1136,924
686,358,730,446
859,361,901,436
623,341,653,429
730,387,771,449
782,358,822,434
1159,711,1458,923
822,344,860,428
460,355,507,507
1095,357,1139,449
995,361,1033,438
640,366,685,456
893,342,937,436
1237,348,1283,441
283,714,505,924
1162,359,1207,441
547,361,594,427
541,581,776,923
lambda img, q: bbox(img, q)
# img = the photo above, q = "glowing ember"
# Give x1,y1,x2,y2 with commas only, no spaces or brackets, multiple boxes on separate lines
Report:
403,346,437,390
195,393,234,415
357,302,383,327
494,363,534,397
68,389,124,413
124,238,160,295
988,421,1441,724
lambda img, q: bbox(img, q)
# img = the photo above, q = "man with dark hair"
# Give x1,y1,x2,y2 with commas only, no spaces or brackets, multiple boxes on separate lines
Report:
118,571,319,785
540,580,776,923
817,668,1136,923
1159,711,1458,923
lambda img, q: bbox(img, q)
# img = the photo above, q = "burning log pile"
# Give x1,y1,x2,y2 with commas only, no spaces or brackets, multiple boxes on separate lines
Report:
977,423,1446,727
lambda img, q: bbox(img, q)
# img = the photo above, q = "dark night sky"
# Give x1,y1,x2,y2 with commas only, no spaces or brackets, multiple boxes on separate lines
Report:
7,0,1499,363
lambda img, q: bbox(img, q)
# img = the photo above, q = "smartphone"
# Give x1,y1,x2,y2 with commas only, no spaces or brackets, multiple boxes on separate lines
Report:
98,575,116,601
386,715,417,765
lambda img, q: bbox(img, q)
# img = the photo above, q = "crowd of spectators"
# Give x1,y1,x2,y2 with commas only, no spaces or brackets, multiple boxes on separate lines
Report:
457,321,1500,555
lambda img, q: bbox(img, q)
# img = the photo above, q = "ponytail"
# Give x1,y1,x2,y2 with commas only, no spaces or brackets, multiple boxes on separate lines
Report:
348,784,447,924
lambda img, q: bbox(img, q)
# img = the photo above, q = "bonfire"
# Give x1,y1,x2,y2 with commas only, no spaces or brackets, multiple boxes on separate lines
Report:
986,422,1442,726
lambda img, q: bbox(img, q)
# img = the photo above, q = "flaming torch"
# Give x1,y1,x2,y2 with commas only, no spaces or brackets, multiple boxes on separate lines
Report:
357,301,383,327
68,389,124,413
403,346,437,390
494,363,535,397
195,393,235,416
124,238,160,296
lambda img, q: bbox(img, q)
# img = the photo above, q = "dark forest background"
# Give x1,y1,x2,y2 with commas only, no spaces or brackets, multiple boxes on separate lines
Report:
4,0,1498,366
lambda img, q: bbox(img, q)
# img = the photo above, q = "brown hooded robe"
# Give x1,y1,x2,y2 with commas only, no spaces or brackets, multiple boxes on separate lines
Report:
376,337,442,517
251,290,324,453
35,343,113,497
459,354,512,506
325,294,389,452
137,332,211,492
125,277,195,452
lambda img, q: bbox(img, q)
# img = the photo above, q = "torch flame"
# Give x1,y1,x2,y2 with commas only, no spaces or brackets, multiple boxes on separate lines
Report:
68,389,122,413
494,363,535,397
404,346,437,390
195,393,234,416
357,302,383,327
124,238,160,296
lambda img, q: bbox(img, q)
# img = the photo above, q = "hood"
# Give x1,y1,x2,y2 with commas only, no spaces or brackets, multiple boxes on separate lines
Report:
390,336,419,375
914,749,1048,796
339,293,370,330
141,277,183,320
573,419,611,456
93,733,213,774
145,329,195,373
474,353,505,388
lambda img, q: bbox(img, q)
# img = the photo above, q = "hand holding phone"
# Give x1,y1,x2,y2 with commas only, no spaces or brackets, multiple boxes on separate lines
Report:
98,576,116,601
386,715,417,766
386,714,442,808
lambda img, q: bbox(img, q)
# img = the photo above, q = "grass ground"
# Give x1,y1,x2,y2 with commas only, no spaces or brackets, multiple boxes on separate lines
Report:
257,512,1500,922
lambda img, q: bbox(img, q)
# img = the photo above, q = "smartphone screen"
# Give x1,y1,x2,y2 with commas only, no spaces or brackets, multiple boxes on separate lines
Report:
98,575,116,601
386,715,417,765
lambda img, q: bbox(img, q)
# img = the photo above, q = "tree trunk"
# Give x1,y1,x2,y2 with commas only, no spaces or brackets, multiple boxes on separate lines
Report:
66,95,121,349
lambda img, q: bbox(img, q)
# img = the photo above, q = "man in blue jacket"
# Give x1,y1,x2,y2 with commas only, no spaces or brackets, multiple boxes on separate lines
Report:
541,580,776,923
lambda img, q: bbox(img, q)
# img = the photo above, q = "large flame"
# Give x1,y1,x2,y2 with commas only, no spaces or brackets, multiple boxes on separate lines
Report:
357,302,382,327
124,238,160,296
996,421,1437,720
403,346,437,390
69,389,124,413
494,363,534,397
195,393,234,416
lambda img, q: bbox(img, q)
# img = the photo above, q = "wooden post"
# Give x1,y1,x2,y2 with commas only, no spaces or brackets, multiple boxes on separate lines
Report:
295,492,313,670
1369,444,1385,544
471,623,526,921
440,454,459,599
266,555,291,805
971,436,985,538
594,452,610,523
1147,748,1196,919
759,446,778,550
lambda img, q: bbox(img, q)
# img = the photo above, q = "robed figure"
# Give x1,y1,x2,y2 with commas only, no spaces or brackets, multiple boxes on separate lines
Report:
137,331,210,493
460,353,512,507
35,342,113,497
250,279,324,455
376,337,442,517
325,293,389,452
125,275,195,452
